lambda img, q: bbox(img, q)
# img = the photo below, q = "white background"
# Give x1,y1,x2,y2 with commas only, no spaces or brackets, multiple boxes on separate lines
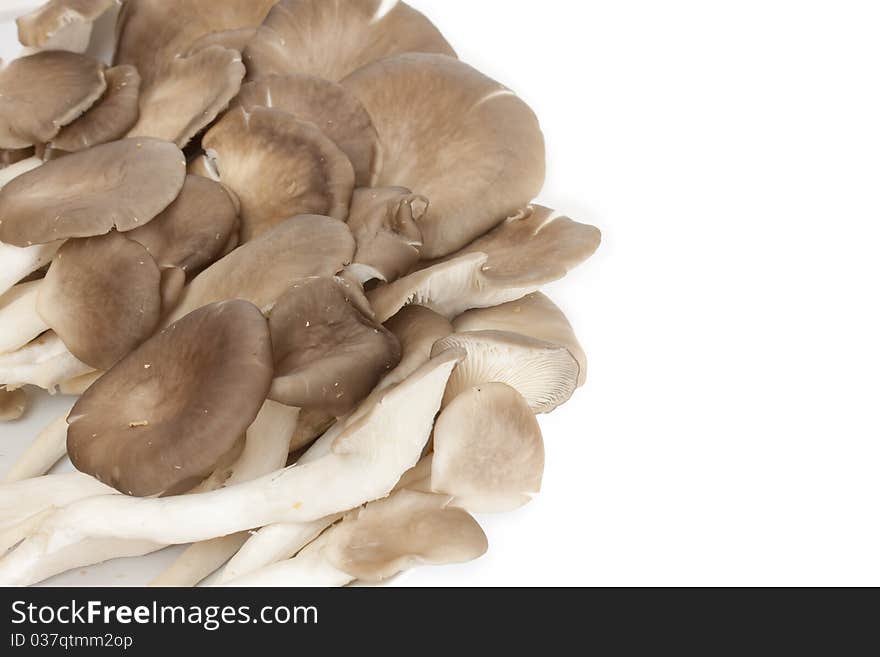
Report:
2,0,880,586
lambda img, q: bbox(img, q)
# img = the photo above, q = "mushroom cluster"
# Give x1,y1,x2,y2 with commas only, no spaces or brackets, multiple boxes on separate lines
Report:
0,0,601,587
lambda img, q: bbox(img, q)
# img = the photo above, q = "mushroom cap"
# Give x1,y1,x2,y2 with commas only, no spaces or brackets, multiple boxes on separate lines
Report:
233,74,380,186
67,300,274,497
37,231,163,371
126,46,245,148
382,305,453,386
268,276,401,416
186,28,258,56
202,107,355,241
168,215,356,321
0,137,186,247
244,0,455,83
126,174,240,275
0,51,106,149
347,187,425,283
367,205,602,321
432,383,544,513
51,65,141,152
343,53,545,258
454,292,588,387
432,330,580,414
324,490,487,582
16,0,116,49
0,388,27,422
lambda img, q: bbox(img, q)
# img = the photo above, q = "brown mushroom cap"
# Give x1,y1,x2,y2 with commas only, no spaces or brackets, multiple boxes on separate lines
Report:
268,276,401,416
0,388,27,422
233,74,380,186
16,0,116,50
67,300,274,497
324,490,487,582
0,137,186,247
431,383,544,513
347,187,425,283
126,46,246,148
202,107,354,241
51,65,141,152
37,231,163,371
343,53,545,258
187,28,259,56
0,51,106,149
126,174,239,276
244,0,455,83
454,293,588,387
169,215,356,321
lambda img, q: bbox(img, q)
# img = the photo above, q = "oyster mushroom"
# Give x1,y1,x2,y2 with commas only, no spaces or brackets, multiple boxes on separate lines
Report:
245,0,455,82
186,28,258,57
67,300,274,497
0,388,26,422
368,205,602,322
202,107,354,241
432,383,544,513
50,65,141,152
381,305,453,389
0,50,106,149
268,276,401,416
0,138,186,247
343,53,545,258
16,0,118,53
233,73,380,186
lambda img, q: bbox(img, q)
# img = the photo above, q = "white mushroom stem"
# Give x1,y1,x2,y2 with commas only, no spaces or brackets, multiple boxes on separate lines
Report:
0,332,92,392
0,351,461,585
0,281,49,354
3,409,71,483
150,532,250,588
0,241,60,298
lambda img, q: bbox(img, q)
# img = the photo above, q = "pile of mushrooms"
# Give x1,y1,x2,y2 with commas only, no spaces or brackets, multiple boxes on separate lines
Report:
0,0,601,587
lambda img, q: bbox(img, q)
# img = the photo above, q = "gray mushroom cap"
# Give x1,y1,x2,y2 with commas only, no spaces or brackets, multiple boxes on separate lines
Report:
245,0,455,83
0,138,186,247
67,300,274,497
0,51,106,149
268,276,401,416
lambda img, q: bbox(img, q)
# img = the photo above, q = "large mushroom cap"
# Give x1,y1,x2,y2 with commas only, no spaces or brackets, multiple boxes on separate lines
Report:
454,292,588,387
432,383,544,513
432,330,580,414
51,65,141,152
268,276,401,416
126,46,246,148
16,0,116,51
244,0,455,83
126,174,240,275
0,51,106,149
233,74,380,186
67,300,274,497
347,187,425,284
324,490,488,582
37,231,163,371
169,215,356,321
0,137,186,247
343,53,545,258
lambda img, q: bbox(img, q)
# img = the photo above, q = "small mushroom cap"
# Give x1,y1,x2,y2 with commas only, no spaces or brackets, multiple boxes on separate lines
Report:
454,293,588,387
51,65,141,152
169,215,356,321
126,174,240,275
245,0,455,83
67,300,274,497
16,0,116,49
0,388,28,422
0,137,186,247
0,51,106,149
324,490,487,582
347,187,426,283
268,276,401,416
126,46,245,148
233,74,380,186
37,231,163,371
343,53,545,258
432,330,580,414
432,383,544,513
203,107,355,241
